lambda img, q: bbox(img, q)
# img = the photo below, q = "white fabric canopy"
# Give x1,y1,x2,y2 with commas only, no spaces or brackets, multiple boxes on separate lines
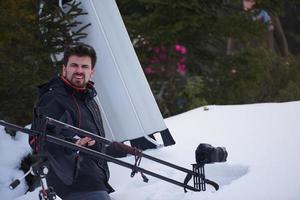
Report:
73,0,171,142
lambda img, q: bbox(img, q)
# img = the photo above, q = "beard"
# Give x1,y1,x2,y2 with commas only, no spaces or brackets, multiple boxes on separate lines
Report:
68,73,88,88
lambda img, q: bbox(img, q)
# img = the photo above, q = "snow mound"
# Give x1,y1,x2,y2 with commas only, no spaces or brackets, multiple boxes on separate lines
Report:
109,102,300,200
3,101,300,200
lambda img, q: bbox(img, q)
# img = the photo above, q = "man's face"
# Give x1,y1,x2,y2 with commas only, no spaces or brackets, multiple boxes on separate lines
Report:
243,0,255,11
62,55,95,88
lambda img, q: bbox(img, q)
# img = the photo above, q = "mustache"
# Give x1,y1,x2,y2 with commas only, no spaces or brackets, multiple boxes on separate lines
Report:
73,73,84,76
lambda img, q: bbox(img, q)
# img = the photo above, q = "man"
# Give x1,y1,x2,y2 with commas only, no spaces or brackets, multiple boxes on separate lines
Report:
30,43,114,200
227,0,289,58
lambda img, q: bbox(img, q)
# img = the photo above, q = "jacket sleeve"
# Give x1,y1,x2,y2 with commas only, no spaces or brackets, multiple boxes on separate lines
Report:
33,92,77,140
31,92,78,185
104,142,128,158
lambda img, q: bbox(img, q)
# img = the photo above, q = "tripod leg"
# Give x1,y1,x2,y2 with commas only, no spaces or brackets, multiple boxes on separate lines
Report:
199,165,206,191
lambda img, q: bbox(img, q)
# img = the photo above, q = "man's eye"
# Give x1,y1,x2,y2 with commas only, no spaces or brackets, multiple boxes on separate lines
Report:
70,64,78,67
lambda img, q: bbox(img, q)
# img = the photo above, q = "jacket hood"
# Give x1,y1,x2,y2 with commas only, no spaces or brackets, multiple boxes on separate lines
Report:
37,76,97,99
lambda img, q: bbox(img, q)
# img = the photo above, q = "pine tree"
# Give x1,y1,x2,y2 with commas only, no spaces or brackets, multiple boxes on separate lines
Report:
116,0,272,116
117,0,300,114
0,0,89,125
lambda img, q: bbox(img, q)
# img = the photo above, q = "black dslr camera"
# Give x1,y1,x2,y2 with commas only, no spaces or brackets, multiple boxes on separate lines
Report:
184,143,228,192
195,143,228,164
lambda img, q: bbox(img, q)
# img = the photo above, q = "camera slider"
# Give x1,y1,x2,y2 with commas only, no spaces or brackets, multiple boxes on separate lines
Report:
0,118,223,194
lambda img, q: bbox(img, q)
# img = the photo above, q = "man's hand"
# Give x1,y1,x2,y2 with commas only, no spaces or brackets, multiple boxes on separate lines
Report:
75,137,96,146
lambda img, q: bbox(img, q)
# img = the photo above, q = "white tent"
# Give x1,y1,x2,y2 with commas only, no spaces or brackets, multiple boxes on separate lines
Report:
68,0,175,148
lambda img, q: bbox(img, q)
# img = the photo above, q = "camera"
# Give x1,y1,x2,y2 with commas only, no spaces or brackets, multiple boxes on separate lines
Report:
195,143,228,164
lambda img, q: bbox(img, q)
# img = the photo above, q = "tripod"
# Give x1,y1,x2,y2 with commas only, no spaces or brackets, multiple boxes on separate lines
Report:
9,157,57,200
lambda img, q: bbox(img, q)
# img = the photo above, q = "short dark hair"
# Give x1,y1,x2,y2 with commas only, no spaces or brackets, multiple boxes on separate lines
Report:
63,43,97,68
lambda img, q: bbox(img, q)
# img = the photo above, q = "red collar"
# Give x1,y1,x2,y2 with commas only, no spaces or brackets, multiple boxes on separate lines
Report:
60,76,93,93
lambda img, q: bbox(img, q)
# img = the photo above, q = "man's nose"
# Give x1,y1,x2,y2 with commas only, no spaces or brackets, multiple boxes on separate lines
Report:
75,66,83,73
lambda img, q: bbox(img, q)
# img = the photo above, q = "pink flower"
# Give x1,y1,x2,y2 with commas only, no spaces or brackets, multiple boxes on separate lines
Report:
175,44,182,52
150,57,160,64
180,46,187,54
159,53,168,61
177,63,186,75
174,44,187,54
144,67,155,75
153,47,160,54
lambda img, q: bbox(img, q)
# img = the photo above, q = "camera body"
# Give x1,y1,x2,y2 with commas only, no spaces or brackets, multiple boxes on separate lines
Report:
195,143,228,164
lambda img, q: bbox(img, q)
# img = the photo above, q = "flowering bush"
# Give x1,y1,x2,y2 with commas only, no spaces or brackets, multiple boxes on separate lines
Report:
143,44,187,76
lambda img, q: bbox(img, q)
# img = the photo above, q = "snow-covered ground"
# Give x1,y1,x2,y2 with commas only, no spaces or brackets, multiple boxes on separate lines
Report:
1,101,300,200
0,126,31,200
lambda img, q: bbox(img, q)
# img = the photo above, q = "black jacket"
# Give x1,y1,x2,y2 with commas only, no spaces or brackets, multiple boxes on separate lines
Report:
31,76,114,198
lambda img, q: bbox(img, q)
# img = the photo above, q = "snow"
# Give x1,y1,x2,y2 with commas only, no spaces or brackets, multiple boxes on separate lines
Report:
0,126,31,200
1,101,300,200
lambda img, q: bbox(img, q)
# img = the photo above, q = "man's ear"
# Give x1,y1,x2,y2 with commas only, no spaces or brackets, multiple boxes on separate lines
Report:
91,68,95,78
62,65,66,77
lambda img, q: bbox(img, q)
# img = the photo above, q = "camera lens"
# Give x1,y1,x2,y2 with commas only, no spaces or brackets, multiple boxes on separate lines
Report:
195,143,228,164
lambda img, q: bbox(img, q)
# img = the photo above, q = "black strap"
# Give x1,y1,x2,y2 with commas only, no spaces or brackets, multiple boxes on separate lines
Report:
205,178,219,191
183,173,193,193
130,148,149,183
72,152,81,180
183,173,219,192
